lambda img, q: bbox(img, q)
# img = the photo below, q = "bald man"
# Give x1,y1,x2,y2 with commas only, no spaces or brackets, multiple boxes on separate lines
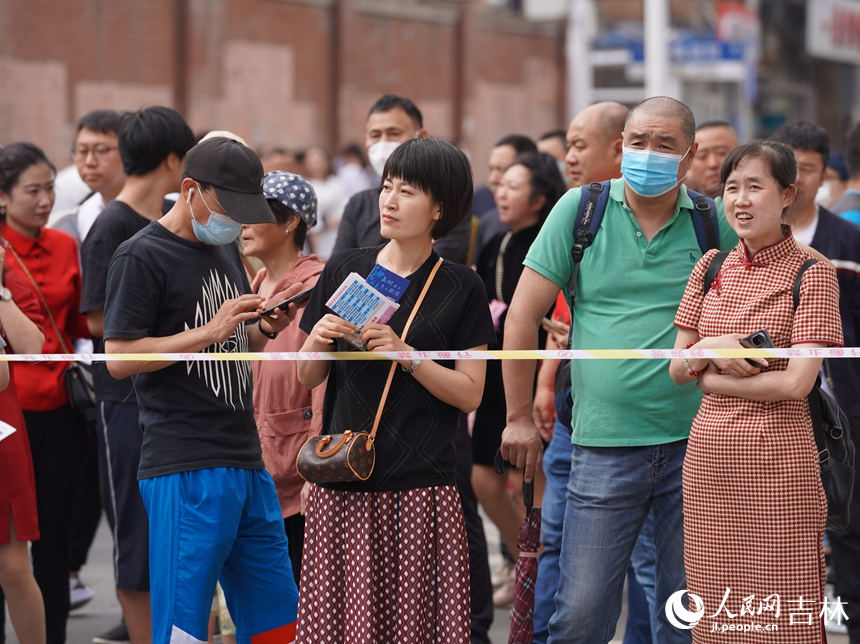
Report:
532,101,634,644
686,121,739,198
563,101,629,188
501,97,737,644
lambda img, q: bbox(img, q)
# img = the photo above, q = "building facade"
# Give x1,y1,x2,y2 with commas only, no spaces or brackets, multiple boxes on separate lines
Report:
0,0,566,182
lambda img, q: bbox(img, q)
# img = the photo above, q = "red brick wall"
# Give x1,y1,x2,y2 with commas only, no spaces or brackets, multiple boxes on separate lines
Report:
0,0,564,182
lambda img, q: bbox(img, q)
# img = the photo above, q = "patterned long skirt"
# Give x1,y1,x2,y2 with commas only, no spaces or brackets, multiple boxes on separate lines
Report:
295,485,471,644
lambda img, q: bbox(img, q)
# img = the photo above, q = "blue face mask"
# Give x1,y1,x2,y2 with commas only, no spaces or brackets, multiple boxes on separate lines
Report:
188,184,242,245
621,146,691,197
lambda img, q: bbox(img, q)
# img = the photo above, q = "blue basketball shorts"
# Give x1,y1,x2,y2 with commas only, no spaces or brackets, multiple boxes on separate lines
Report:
139,467,298,644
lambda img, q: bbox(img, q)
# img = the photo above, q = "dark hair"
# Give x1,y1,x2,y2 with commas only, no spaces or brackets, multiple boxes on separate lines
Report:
118,106,196,176
76,110,125,135
509,152,567,221
367,94,423,129
769,121,830,170
267,199,308,250
0,142,57,195
382,138,473,240
720,140,797,198
494,134,538,156
844,122,860,179
539,130,568,145
828,152,848,181
627,96,696,147
696,120,734,133
342,143,367,167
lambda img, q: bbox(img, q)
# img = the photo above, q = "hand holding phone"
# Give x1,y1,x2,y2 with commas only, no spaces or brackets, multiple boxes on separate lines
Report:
739,329,774,367
260,287,314,317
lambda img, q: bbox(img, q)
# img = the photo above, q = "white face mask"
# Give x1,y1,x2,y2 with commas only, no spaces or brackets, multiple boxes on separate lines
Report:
368,141,402,177
815,181,832,205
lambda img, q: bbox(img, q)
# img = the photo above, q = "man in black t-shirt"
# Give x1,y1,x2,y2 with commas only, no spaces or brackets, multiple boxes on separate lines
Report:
103,137,302,644
80,106,196,644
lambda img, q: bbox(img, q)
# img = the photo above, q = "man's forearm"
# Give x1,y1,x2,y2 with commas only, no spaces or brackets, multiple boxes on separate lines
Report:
503,309,540,422
105,326,214,379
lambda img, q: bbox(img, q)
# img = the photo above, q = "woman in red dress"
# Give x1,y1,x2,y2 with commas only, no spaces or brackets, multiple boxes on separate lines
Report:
0,247,47,644
1,142,90,644
670,140,843,643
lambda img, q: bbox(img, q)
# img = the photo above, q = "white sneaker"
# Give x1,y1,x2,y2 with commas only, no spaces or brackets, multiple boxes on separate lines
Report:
490,559,514,589
69,576,95,610
492,567,517,607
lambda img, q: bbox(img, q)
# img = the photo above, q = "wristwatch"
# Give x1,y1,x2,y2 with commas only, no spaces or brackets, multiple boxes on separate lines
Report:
0,287,12,302
257,319,278,340
402,358,422,374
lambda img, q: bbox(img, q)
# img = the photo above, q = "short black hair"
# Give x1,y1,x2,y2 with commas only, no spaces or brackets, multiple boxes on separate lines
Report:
76,110,125,135
510,152,568,221
845,122,860,179
627,97,696,147
367,94,423,129
0,142,56,195
696,120,734,133
382,138,473,241
267,199,308,250
494,134,538,156
769,121,830,170
539,130,568,145
118,106,196,177
720,141,797,207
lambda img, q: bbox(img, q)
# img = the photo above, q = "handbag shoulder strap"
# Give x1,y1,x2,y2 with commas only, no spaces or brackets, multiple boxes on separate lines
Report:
2,238,71,354
369,256,444,444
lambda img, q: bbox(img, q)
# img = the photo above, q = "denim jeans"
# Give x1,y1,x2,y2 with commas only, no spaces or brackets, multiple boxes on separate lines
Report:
534,419,574,644
624,560,655,644
547,440,691,644
627,510,657,643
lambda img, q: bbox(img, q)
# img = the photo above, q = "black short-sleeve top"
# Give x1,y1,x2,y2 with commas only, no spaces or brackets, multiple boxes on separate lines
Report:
300,246,497,492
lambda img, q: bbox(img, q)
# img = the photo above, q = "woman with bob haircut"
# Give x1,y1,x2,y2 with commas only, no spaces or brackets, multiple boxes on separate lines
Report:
670,140,843,643
296,137,496,643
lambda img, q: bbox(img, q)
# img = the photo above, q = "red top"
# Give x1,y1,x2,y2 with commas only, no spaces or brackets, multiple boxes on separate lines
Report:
552,291,570,325
0,269,43,542
2,224,90,411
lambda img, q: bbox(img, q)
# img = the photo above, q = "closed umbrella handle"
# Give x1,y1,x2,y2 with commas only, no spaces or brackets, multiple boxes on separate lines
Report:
494,448,535,510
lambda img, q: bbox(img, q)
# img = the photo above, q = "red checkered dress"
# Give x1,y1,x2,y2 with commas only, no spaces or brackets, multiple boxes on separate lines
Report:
674,233,843,643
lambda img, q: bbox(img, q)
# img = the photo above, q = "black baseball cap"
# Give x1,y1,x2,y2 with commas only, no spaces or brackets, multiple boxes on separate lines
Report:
183,137,275,224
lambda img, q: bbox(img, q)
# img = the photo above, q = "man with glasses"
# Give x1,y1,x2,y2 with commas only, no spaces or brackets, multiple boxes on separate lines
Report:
48,110,128,623
51,110,127,245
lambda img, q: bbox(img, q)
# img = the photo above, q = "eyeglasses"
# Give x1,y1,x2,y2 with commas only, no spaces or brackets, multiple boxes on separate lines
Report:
71,146,117,162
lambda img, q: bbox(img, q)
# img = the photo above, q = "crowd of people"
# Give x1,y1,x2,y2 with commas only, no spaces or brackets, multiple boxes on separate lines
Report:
0,89,857,644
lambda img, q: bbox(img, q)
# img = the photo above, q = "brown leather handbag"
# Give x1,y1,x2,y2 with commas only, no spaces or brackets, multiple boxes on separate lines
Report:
296,257,443,484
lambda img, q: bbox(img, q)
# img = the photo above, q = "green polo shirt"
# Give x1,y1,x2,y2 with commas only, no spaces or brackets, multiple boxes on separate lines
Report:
524,179,737,447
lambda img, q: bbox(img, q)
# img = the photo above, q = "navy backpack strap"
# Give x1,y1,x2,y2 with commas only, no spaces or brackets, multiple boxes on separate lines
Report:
793,259,818,311
703,251,729,296
569,181,609,299
686,188,720,254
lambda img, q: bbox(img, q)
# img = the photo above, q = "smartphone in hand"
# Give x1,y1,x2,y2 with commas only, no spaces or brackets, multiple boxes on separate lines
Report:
739,329,774,366
260,287,314,317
